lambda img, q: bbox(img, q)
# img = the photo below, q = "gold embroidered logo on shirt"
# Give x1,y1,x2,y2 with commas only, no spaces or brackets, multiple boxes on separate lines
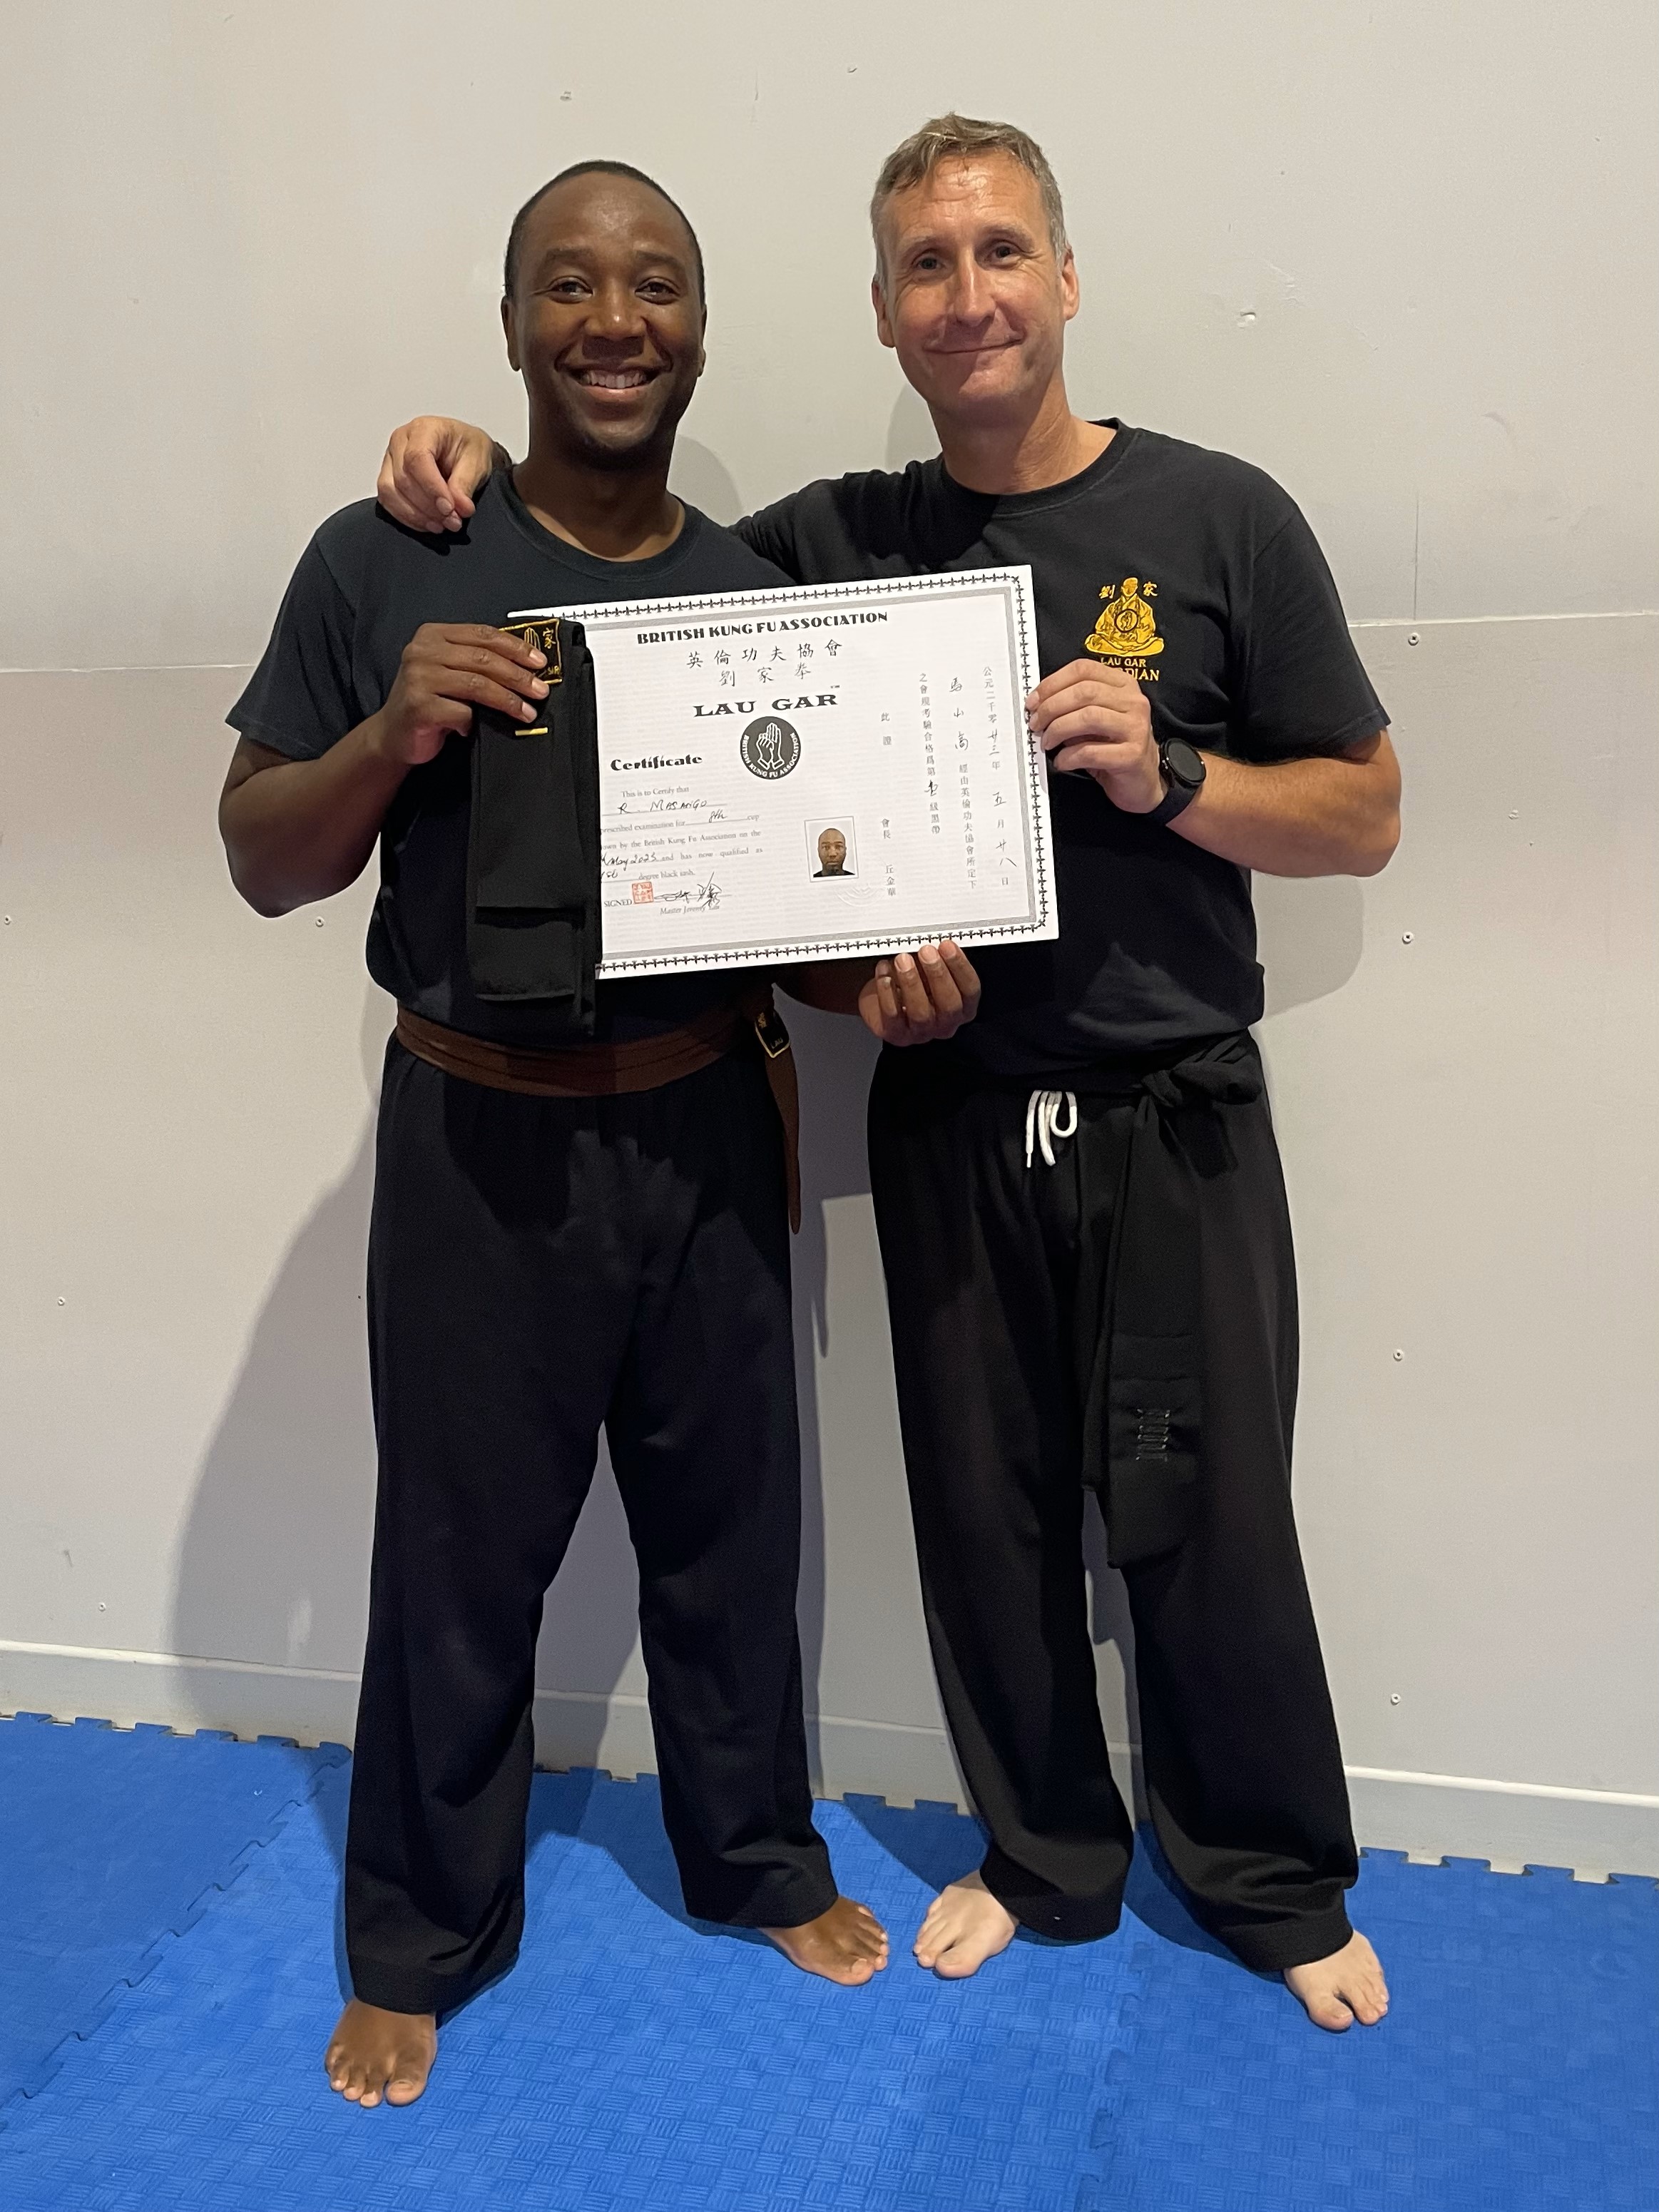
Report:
1085,577,1163,679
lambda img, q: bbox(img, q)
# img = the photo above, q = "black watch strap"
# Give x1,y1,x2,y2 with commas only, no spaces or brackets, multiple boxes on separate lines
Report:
1145,738,1205,827
1143,778,1199,828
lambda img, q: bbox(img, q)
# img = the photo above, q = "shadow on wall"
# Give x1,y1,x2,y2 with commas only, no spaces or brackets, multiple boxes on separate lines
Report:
668,439,743,528
169,1113,377,1683
1255,872,1364,1018
671,390,939,520
170,990,394,1712
887,386,939,474
168,983,894,1839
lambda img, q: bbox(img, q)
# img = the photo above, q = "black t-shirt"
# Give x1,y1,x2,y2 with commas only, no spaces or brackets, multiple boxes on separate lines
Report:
229,474,792,1044
739,422,1387,1074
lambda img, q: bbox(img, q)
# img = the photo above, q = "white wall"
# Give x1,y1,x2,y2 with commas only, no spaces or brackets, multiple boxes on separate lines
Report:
2,1,1655,1872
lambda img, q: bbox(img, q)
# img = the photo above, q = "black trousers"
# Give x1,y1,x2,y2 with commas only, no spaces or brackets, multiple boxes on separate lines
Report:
345,1038,835,2017
867,1041,1358,1974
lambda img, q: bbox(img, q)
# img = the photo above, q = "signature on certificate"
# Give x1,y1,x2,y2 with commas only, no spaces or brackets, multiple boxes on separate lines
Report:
661,877,722,912
618,797,726,820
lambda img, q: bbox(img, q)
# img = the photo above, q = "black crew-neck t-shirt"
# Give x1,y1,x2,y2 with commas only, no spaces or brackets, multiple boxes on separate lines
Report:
738,422,1387,1075
229,474,792,1045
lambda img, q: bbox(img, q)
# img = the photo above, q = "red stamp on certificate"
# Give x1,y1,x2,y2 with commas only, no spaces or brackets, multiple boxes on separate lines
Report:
631,881,655,904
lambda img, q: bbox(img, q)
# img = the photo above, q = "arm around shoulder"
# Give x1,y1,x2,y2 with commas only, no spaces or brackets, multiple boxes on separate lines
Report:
377,418,504,534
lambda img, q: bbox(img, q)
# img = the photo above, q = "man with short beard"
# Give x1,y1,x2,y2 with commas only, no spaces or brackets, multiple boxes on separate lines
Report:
219,160,980,2110
377,115,1399,2034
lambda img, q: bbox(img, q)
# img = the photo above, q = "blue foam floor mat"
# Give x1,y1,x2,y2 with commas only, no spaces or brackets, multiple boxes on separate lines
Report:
0,1714,345,2106
1,1721,1654,2211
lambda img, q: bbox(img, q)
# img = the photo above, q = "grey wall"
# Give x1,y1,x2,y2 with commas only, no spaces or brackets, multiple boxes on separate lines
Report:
2,0,1655,1872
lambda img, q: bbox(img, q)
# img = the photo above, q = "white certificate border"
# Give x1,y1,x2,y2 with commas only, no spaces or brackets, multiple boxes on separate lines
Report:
509,566,1049,977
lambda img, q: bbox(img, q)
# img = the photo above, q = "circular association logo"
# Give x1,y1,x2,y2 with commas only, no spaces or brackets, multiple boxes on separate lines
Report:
739,714,801,780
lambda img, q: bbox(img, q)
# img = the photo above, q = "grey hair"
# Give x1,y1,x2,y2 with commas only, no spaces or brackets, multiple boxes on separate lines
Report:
869,113,1068,277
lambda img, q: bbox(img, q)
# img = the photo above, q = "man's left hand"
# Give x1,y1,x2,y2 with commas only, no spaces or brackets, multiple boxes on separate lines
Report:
1028,658,1162,814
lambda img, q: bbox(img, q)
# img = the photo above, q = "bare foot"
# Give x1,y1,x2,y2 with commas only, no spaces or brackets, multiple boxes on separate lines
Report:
1284,1931,1389,2032
324,1998,437,2106
914,1869,1018,1979
762,1895,889,1985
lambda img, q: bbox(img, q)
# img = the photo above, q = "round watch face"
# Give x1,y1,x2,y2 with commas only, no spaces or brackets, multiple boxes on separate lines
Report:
1164,738,1205,789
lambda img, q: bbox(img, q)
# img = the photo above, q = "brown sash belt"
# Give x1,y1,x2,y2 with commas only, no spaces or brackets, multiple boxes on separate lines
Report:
394,987,802,1233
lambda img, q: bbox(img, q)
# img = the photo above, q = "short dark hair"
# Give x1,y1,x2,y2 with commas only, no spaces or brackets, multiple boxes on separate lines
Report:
503,161,705,307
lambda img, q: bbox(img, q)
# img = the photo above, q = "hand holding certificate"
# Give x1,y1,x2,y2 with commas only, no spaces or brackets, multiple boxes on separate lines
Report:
508,567,1053,978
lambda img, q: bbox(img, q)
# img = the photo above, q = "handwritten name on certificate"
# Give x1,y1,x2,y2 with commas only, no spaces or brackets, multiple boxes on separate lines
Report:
509,568,1054,979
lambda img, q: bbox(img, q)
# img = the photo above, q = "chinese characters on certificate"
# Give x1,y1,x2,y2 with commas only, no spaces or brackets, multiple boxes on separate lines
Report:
509,569,1053,977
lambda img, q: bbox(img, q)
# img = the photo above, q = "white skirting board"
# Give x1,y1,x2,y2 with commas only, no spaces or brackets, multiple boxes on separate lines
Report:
4,1641,1655,1877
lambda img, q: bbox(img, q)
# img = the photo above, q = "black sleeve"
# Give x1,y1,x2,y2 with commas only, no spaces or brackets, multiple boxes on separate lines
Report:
227,536,361,761
733,492,812,585
1233,505,1387,762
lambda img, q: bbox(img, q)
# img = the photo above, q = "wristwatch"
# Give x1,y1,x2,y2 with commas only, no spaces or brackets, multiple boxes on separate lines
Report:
1144,737,1206,827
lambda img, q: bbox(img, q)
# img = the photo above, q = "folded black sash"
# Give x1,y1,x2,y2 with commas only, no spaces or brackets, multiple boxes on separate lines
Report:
465,616,601,1032
1068,1033,1266,1566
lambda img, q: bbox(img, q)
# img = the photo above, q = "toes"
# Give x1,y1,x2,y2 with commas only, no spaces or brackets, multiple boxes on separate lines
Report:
1310,1997,1354,2032
385,2076,424,2106
1344,1968,1389,2025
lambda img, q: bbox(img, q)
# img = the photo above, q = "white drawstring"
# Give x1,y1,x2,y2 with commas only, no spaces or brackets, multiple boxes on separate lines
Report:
1024,1088,1078,1168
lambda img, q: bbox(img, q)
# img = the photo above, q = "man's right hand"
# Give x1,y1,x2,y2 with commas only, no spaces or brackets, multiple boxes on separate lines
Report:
377,418,500,534
858,943,981,1046
369,623,549,765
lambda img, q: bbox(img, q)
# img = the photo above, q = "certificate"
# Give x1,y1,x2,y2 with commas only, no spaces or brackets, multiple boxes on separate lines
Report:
509,566,1054,979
